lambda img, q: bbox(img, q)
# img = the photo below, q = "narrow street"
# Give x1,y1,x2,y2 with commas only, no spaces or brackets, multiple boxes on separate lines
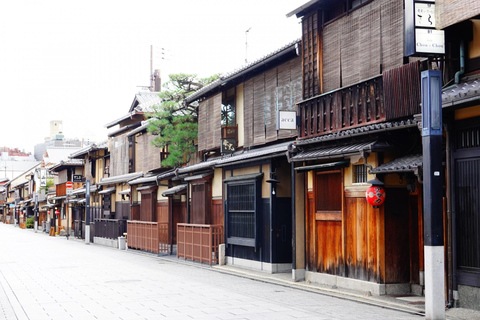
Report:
0,224,421,320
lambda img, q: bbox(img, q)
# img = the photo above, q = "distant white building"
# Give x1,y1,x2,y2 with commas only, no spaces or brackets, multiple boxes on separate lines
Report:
0,148,39,181
33,120,93,161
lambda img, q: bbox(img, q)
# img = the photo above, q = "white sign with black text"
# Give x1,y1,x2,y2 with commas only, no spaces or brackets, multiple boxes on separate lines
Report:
278,111,297,130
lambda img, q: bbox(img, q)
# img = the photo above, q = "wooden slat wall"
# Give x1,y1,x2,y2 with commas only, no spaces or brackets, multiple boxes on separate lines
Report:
243,78,255,147
110,134,129,177
265,68,277,143
341,15,360,87
320,0,403,93
198,99,207,151
136,133,161,173
359,6,381,79
323,18,342,92
383,61,421,121
302,11,321,99
197,93,222,152
380,0,404,72
253,74,266,145
242,58,302,147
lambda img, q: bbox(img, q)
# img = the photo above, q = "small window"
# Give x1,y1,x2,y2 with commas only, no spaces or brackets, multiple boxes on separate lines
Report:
353,164,368,184
316,171,342,211
221,87,236,127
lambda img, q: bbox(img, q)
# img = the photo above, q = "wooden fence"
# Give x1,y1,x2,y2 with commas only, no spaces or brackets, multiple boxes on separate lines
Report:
127,221,160,254
94,219,127,239
177,224,223,265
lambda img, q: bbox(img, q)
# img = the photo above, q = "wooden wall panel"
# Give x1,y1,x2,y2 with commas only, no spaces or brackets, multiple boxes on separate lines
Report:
211,199,223,226
380,0,404,72
157,201,168,223
253,74,266,146
110,134,129,177
345,197,380,282
197,94,221,152
172,201,187,244
243,78,254,147
323,17,342,92
306,191,316,271
265,68,277,143
316,220,343,275
384,188,410,283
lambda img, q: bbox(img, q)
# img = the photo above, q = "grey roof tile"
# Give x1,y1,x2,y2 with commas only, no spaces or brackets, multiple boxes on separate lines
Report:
442,78,480,107
370,154,423,174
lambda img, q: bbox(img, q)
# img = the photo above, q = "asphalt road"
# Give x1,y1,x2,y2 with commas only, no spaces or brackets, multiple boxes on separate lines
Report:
0,223,422,320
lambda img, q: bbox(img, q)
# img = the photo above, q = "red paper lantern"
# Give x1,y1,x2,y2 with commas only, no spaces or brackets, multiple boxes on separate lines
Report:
365,185,386,208
55,210,60,216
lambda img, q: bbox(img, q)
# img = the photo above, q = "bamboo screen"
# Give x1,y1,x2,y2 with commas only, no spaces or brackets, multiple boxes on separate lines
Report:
243,57,302,148
198,93,221,152
321,0,403,92
110,134,129,177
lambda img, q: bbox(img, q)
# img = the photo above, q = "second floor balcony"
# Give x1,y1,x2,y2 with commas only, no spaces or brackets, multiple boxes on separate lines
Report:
298,61,424,139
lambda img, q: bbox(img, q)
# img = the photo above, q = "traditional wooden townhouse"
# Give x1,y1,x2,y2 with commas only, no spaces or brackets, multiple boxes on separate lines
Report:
435,0,480,310
0,178,8,222
285,0,431,296
99,91,162,247
176,39,302,270
67,141,109,241
124,120,185,254
48,160,84,235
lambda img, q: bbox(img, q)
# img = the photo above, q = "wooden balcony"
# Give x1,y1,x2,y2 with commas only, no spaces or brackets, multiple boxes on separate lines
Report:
177,223,223,265
298,61,422,139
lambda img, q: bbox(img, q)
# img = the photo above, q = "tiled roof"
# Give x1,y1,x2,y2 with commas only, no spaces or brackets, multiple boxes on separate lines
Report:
370,154,422,174
294,119,419,146
69,141,108,159
291,140,393,162
162,184,187,197
442,78,480,107
177,141,292,174
129,91,161,113
186,39,300,103
98,172,144,185
49,159,84,172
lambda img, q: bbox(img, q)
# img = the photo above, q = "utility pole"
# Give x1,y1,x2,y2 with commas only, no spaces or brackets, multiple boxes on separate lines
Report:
85,180,90,244
421,69,445,320
245,28,252,64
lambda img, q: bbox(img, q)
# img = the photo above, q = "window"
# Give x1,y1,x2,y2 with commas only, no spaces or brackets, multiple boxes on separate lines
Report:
221,87,236,127
315,170,342,221
353,164,368,184
225,173,262,247
228,183,255,238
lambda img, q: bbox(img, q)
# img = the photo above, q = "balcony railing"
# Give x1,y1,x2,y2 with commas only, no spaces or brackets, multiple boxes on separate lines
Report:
298,61,422,139
177,224,223,265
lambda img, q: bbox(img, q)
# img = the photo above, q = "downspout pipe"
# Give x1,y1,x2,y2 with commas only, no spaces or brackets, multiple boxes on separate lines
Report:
454,40,465,85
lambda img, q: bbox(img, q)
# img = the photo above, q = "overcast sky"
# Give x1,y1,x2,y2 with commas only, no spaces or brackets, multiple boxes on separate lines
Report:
0,0,304,154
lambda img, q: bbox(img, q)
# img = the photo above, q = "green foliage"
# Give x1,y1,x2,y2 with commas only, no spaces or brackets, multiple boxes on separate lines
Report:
148,73,219,168
26,216,35,228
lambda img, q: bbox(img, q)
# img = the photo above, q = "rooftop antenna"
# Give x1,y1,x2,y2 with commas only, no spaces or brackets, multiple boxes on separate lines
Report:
245,27,252,64
150,45,154,91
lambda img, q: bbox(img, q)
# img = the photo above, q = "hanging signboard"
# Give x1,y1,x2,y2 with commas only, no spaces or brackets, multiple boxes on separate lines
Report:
405,0,445,56
278,111,297,130
221,138,236,154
